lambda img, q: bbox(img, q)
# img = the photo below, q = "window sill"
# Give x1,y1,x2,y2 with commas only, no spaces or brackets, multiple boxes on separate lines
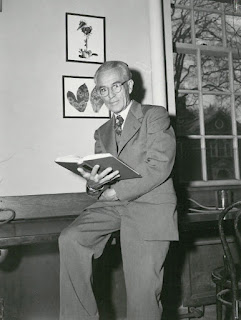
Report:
181,180,241,188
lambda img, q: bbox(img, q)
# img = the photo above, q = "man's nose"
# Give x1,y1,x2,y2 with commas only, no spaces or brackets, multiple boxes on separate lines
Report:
108,88,116,98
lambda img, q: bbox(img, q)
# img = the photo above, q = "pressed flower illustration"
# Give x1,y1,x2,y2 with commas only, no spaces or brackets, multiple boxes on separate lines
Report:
66,13,105,64
77,20,98,59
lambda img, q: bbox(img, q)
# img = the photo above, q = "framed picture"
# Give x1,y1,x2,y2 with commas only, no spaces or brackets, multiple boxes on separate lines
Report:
63,76,110,118
66,13,106,64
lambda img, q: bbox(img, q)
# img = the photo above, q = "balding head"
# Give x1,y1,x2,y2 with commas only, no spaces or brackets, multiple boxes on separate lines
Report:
94,61,132,84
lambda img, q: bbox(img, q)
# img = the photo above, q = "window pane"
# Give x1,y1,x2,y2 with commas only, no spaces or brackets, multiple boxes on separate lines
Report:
224,3,237,14
176,93,199,135
172,8,192,44
235,96,241,134
195,11,222,46
203,95,232,135
226,15,241,49
176,138,202,181
233,58,241,92
173,53,197,90
206,139,235,180
193,0,221,10
201,54,229,91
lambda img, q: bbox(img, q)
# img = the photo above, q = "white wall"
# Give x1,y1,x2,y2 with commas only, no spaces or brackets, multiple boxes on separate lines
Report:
0,0,165,196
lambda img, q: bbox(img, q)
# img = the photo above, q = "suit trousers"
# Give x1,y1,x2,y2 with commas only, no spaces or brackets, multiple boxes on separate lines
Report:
58,203,170,320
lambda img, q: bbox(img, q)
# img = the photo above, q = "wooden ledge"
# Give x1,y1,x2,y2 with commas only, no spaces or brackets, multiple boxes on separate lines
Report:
0,193,95,220
0,215,77,248
0,193,95,248
0,192,235,248
0,211,222,248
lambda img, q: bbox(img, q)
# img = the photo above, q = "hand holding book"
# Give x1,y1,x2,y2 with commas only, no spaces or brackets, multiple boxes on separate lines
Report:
55,153,141,186
77,164,120,190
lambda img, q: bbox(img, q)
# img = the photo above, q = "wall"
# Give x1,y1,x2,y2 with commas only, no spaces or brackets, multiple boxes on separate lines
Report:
0,0,157,197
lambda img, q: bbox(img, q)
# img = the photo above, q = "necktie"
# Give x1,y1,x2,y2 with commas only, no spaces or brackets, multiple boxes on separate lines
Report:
114,115,124,136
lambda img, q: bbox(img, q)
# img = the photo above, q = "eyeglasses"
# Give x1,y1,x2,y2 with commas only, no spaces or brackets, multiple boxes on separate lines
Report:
97,80,129,97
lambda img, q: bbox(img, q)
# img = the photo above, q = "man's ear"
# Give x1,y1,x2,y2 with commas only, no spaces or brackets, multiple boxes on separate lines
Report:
128,79,134,94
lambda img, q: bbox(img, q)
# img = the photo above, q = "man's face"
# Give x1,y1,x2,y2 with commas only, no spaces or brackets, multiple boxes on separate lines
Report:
95,67,133,114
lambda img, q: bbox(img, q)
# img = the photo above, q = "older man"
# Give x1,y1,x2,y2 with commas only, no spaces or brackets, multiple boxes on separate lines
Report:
59,61,178,320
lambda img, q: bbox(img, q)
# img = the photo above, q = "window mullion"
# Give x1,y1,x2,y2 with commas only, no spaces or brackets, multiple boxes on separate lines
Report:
191,1,208,181
190,0,196,45
221,3,227,48
229,50,240,179
197,48,208,181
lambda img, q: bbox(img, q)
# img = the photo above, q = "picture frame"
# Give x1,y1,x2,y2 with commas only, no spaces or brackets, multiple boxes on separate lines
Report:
62,76,110,119
66,13,106,64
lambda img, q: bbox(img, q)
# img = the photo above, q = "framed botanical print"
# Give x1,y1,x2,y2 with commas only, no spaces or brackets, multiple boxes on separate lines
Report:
62,76,110,118
66,13,106,64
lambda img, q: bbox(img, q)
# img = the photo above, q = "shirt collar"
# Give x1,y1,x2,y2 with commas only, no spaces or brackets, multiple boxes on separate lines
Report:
114,100,133,127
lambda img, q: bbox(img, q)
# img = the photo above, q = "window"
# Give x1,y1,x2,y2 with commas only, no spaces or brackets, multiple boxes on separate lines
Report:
169,0,241,186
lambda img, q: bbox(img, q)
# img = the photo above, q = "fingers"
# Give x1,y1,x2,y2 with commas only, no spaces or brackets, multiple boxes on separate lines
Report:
99,170,120,185
90,165,101,177
77,167,90,179
77,165,101,180
77,164,120,186
97,167,114,179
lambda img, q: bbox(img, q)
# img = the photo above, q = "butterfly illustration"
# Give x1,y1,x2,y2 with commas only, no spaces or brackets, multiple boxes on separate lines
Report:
67,84,104,113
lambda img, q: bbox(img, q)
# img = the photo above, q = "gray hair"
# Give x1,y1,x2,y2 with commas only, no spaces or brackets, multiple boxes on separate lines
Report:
94,61,132,83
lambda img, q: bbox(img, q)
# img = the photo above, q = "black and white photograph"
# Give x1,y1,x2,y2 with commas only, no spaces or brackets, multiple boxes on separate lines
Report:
1,1,241,320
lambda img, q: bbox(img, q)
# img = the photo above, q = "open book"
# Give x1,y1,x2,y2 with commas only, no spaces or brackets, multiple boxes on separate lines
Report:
55,153,141,181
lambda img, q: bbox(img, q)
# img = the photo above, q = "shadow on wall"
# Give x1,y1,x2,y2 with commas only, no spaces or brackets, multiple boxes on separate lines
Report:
130,69,146,103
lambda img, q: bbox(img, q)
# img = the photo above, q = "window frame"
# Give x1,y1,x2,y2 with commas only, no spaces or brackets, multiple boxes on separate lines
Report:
163,0,241,187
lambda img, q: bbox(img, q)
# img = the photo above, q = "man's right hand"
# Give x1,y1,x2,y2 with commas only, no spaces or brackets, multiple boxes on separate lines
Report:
77,164,120,190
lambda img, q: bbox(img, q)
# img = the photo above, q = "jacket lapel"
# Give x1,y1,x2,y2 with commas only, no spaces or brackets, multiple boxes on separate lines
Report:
118,101,143,155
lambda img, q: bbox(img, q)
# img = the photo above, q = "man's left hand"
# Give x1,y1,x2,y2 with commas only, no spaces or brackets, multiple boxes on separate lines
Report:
99,188,119,201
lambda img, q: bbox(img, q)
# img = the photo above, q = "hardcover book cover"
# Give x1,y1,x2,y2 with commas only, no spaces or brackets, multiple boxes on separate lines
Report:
55,153,141,180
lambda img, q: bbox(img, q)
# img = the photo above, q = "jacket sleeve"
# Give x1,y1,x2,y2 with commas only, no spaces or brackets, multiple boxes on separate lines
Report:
112,107,176,201
94,129,103,154
84,130,104,200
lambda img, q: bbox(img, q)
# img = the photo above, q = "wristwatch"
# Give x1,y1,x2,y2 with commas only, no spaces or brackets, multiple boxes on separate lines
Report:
86,184,104,195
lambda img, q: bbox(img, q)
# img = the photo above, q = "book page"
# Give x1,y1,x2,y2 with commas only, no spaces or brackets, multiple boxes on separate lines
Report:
55,155,81,163
82,153,112,161
55,153,113,164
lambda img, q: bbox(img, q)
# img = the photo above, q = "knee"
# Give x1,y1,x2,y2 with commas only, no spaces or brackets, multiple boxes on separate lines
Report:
58,226,80,248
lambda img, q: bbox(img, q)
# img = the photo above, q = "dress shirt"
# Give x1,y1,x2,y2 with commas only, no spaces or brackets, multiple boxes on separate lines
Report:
113,100,133,130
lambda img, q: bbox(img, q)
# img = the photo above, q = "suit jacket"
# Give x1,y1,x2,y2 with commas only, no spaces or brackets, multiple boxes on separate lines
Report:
87,100,179,241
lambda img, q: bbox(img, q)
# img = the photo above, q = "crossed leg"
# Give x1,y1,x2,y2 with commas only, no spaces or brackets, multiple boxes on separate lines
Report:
59,204,170,320
59,206,121,320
